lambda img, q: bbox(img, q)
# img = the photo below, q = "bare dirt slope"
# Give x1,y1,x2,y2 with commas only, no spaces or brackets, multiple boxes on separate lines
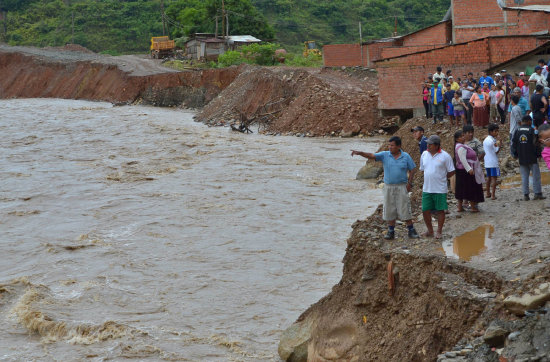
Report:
195,66,387,137
0,44,240,106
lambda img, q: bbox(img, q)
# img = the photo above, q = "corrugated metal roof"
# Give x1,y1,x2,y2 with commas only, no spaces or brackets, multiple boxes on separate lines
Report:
227,35,261,43
504,5,550,13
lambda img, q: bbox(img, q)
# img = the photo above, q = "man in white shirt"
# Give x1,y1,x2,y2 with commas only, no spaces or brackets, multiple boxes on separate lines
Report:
529,66,548,88
483,123,501,200
420,135,455,239
433,66,444,83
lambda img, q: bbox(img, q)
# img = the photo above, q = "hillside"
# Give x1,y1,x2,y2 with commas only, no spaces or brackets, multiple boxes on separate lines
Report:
0,0,450,54
253,0,451,50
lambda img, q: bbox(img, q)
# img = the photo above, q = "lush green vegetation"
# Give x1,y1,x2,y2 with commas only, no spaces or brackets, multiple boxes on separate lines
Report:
253,0,451,52
0,0,450,56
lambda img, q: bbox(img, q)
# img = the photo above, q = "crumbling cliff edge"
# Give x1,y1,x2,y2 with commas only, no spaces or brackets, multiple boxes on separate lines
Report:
279,118,550,361
0,44,240,108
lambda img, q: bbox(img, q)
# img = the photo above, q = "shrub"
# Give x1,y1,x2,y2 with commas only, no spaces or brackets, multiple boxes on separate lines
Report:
217,50,247,67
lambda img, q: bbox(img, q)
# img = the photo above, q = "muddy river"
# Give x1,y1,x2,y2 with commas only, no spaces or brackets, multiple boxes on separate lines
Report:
0,99,382,360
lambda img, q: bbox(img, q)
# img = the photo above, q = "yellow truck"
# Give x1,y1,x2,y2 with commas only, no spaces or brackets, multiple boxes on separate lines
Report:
150,36,175,59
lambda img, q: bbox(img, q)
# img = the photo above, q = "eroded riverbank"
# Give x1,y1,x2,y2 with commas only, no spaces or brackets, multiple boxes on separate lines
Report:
280,117,550,361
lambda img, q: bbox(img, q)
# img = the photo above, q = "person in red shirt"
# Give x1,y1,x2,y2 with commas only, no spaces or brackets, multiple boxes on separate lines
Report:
517,72,527,88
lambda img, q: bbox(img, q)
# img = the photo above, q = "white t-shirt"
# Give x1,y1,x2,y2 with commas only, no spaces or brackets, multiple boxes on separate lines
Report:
529,73,548,87
483,135,500,168
420,150,455,193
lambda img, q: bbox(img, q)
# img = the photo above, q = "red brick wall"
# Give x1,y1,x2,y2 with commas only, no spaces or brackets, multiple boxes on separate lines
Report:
453,0,550,43
375,36,546,110
382,44,448,59
402,21,451,47
453,0,504,28
488,36,546,64
323,42,395,67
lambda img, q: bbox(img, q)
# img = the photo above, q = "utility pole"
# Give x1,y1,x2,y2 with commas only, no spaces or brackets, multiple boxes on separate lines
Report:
71,11,74,44
215,16,218,38
161,0,166,36
221,0,225,39
359,22,363,66
393,15,397,37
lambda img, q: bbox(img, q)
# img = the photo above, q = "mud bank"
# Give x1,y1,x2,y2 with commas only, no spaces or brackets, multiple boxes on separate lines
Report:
195,66,387,137
280,118,550,361
0,44,240,107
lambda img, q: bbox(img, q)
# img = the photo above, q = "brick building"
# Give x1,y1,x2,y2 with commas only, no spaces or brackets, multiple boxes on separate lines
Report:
323,0,550,115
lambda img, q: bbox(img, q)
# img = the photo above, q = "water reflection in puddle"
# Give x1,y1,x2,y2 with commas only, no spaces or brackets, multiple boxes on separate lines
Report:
500,170,550,190
442,224,495,261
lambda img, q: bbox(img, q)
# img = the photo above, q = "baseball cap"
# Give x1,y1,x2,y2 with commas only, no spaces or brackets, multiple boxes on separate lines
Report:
448,75,453,79
501,69,507,72
426,135,441,145
411,126,424,132
519,72,525,76
535,65,542,70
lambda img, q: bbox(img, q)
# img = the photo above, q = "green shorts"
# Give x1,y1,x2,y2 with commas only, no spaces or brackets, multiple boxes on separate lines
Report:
422,192,448,211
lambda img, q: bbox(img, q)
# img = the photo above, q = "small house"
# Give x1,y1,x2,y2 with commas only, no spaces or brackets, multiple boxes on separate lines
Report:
185,36,225,61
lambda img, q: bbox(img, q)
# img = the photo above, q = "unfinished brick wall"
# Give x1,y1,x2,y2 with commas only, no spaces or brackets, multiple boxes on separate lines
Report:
402,21,451,47
323,42,395,67
453,0,550,43
381,44,447,59
488,36,548,64
375,36,546,110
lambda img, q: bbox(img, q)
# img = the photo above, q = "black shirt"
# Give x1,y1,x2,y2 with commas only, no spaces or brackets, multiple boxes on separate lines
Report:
511,125,538,165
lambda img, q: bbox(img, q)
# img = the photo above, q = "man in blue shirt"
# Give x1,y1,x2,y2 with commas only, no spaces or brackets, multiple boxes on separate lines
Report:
507,87,530,115
351,136,419,239
478,71,494,89
430,79,444,124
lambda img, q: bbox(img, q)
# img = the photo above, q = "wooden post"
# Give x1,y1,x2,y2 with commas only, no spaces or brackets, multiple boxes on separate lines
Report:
215,16,218,38
359,22,363,67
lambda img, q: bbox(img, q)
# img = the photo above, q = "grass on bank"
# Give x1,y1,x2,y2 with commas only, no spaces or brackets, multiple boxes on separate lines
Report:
163,42,323,70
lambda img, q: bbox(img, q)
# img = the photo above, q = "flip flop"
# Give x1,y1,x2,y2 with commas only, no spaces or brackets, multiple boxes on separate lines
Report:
421,231,434,238
434,232,443,239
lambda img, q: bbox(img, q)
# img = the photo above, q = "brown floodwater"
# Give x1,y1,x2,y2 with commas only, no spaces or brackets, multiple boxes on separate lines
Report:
442,224,495,261
0,99,382,360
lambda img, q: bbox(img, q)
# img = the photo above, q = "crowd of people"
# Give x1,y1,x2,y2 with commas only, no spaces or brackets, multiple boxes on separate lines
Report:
421,62,550,130
351,62,550,240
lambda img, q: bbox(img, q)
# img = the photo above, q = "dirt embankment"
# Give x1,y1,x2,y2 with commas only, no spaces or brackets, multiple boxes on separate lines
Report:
1,44,390,137
280,119,550,361
195,66,390,137
0,44,240,107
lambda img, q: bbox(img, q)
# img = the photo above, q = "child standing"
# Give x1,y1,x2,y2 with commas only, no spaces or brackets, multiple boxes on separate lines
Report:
483,123,501,199
511,116,545,200
452,91,467,126
445,83,455,126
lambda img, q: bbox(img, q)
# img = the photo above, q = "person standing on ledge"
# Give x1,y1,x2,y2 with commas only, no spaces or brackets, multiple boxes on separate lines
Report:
420,135,455,239
351,136,420,240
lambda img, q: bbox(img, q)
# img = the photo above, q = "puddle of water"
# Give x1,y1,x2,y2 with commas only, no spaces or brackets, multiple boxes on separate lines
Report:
500,170,550,190
442,224,495,261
